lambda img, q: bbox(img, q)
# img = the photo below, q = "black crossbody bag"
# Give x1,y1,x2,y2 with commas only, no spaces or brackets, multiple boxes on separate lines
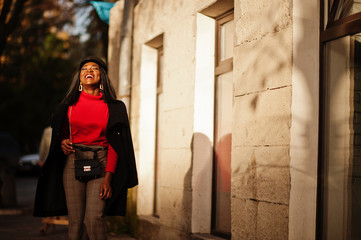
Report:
73,145,105,182
69,106,105,182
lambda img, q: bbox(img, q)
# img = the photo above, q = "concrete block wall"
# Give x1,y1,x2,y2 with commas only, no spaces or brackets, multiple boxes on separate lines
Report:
131,0,197,238
232,0,293,239
124,0,320,239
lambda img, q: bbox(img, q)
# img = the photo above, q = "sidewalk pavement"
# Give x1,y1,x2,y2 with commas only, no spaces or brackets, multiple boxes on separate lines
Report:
0,207,136,240
0,176,136,240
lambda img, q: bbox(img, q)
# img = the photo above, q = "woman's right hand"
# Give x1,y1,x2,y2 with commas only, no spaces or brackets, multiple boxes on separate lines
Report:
61,139,75,155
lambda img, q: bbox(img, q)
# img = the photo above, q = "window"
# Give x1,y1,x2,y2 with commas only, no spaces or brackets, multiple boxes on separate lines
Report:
144,34,164,217
318,1,361,239
326,0,361,26
154,47,164,217
321,0,361,42
212,10,233,238
137,34,163,216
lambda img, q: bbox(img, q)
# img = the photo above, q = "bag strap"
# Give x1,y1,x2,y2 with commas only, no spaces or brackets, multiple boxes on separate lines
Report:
73,145,108,152
69,106,73,142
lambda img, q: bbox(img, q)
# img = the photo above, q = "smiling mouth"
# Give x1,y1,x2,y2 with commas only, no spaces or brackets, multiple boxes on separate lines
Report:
85,74,94,79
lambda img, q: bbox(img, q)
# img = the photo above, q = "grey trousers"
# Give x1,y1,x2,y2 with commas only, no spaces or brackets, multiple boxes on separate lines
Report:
63,145,108,240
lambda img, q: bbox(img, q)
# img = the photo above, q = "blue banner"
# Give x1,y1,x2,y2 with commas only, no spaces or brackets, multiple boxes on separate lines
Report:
90,1,116,25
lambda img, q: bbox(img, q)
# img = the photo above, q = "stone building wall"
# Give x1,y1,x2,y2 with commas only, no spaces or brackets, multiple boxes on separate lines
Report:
131,0,198,238
108,0,321,239
231,0,292,239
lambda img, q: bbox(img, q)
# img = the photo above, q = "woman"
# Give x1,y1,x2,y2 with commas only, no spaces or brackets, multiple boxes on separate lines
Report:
33,56,138,240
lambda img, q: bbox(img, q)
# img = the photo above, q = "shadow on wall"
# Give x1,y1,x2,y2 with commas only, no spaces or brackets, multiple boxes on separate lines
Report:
231,1,320,238
234,0,319,188
188,132,231,234
188,132,213,235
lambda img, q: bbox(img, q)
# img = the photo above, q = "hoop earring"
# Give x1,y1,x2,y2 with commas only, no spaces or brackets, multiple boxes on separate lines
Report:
79,83,83,91
99,84,103,90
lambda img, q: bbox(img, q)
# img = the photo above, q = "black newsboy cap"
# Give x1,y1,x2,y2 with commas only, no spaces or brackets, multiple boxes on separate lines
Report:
79,56,107,73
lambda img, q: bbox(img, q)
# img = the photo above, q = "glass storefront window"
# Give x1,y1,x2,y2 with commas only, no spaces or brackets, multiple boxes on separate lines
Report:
321,33,361,239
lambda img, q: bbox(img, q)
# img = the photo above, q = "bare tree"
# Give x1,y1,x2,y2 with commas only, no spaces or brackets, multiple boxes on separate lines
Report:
0,0,28,56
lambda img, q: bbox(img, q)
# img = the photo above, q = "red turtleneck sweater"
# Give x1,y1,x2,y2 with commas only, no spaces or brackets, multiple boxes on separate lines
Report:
67,91,118,173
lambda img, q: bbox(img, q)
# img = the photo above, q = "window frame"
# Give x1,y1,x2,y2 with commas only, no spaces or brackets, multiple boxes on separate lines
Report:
156,47,164,95
321,1,361,42
211,9,234,239
144,33,164,218
317,1,361,239
215,10,234,76
154,46,164,218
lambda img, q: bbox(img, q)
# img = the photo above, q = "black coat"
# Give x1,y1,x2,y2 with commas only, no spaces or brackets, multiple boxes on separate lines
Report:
33,100,138,217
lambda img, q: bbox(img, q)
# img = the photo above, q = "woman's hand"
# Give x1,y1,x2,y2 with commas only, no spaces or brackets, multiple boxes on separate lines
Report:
100,172,113,200
61,139,75,155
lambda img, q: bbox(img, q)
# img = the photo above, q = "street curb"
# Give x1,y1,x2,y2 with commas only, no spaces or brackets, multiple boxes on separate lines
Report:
0,206,33,216
0,208,23,215
0,208,137,239
108,235,136,240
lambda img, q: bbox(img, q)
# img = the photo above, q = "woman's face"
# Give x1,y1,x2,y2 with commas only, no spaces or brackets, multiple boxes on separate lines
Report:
80,62,101,87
